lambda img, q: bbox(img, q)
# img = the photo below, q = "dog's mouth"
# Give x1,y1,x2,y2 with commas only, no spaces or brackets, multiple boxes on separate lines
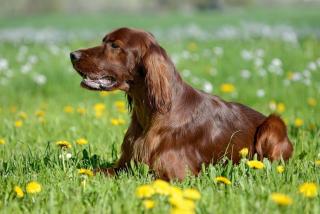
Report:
81,75,117,91
75,68,117,91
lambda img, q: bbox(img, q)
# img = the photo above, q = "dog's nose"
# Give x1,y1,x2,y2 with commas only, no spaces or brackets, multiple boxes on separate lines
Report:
70,51,82,62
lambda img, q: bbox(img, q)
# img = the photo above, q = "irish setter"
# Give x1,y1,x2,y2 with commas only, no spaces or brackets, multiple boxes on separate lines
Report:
70,27,293,180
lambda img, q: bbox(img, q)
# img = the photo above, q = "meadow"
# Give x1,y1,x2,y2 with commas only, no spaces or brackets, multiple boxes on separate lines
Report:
0,6,320,214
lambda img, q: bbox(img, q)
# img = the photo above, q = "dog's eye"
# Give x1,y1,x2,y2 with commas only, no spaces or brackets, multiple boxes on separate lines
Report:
110,42,119,49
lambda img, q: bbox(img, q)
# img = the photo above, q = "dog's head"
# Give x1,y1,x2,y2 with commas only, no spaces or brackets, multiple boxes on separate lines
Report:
71,27,173,112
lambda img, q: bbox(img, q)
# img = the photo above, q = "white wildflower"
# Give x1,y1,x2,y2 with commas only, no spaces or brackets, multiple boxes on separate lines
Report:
308,62,317,71
241,50,253,61
21,64,32,74
256,89,265,97
240,69,251,79
33,74,47,85
202,81,213,93
213,47,223,56
0,58,8,71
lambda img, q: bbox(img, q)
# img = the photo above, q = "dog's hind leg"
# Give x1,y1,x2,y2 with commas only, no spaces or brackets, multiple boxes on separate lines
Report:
255,114,293,161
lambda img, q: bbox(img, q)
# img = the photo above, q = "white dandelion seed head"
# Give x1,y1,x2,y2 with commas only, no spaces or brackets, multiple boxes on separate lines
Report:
0,58,8,71
292,72,302,81
254,58,263,67
303,70,311,78
66,153,72,159
271,58,282,67
258,68,267,77
33,74,47,85
28,55,38,64
202,82,213,93
308,62,317,71
255,49,265,58
182,50,191,59
213,47,223,56
21,63,32,74
256,89,265,97
241,49,253,61
240,69,251,79
282,31,297,43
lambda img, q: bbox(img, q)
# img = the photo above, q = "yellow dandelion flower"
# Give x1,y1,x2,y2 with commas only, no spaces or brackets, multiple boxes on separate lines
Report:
76,107,86,115
299,182,318,198
294,118,304,127
247,160,264,169
271,193,293,206
276,165,285,173
286,72,293,80
143,199,155,209
215,176,231,185
169,196,195,210
94,103,106,112
64,105,74,113
18,111,28,120
307,98,317,107
14,120,23,128
55,140,72,149
114,101,127,113
115,101,126,109
182,188,201,200
152,179,171,195
169,186,183,198
35,110,45,117
315,160,320,166
276,103,285,114
76,138,88,145
78,168,94,177
135,184,155,198
0,138,5,145
95,111,103,118
14,186,24,198
99,91,110,97
110,118,125,126
220,83,235,93
111,119,120,126
239,148,249,158
171,208,195,214
26,181,42,194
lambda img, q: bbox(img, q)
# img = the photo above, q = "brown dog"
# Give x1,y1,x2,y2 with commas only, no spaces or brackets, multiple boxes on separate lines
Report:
70,27,293,180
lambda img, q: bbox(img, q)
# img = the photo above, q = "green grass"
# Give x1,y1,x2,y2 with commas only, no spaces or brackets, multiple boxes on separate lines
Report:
0,7,320,213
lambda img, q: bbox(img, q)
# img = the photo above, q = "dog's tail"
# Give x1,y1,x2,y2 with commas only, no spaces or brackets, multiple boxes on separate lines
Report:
255,114,293,161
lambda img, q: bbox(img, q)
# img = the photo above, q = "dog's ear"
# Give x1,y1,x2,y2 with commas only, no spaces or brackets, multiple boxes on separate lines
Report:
142,45,172,113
